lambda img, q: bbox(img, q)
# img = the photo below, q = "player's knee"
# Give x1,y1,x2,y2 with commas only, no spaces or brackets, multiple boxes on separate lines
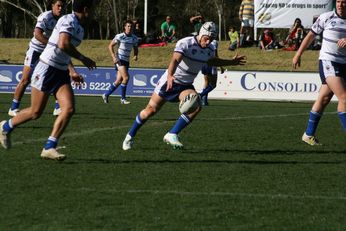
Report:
18,77,31,87
30,109,43,120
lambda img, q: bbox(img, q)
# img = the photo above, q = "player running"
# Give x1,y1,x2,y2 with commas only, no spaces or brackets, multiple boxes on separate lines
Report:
102,20,139,105
8,0,64,117
122,22,246,150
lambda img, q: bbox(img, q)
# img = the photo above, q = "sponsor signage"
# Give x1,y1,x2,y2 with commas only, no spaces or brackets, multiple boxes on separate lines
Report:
254,0,333,29
0,64,333,102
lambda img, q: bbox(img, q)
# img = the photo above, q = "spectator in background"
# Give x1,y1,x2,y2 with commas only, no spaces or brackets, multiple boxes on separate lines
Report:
239,0,254,47
259,29,274,50
190,12,204,35
228,26,240,51
160,16,177,43
133,19,144,45
284,18,305,51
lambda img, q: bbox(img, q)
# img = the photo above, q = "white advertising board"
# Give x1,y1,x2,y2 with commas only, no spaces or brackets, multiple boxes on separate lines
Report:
254,0,333,29
194,70,337,102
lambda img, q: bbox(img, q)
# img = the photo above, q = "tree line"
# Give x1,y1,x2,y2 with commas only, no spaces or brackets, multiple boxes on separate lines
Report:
0,0,242,40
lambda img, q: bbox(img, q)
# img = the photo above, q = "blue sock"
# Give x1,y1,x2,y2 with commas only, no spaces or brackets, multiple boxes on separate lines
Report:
10,99,20,110
338,112,346,131
121,83,127,100
200,85,214,97
129,114,147,137
305,111,322,136
44,136,58,150
2,119,14,133
105,83,118,96
54,100,60,109
169,114,191,134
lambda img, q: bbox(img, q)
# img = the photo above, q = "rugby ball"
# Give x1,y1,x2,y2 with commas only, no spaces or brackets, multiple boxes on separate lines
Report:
179,93,201,114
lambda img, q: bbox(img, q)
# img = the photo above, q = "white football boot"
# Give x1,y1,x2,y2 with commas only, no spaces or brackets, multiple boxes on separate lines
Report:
53,108,62,116
41,148,66,161
0,120,11,149
163,132,183,149
102,94,109,104
302,132,321,146
122,133,134,150
120,99,131,105
8,108,19,117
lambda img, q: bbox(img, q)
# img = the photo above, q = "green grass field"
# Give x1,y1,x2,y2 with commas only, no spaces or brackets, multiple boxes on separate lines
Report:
1,93,346,230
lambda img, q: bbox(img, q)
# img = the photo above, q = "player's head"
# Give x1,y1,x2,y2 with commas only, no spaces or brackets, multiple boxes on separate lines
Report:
51,0,64,18
73,0,93,13
123,20,133,34
73,0,94,24
336,0,346,17
198,21,216,47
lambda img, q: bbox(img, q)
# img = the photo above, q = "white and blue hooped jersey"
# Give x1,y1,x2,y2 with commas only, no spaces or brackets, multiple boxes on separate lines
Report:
312,11,346,64
29,10,58,53
173,36,216,84
112,32,138,62
40,13,84,70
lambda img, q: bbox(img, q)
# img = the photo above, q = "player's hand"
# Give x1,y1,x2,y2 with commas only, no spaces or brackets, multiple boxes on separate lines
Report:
80,55,96,70
166,74,175,91
133,55,138,61
70,72,85,88
292,54,301,69
337,38,346,48
232,53,247,65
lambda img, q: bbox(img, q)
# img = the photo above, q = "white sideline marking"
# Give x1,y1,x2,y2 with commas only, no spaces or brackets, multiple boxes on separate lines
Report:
78,188,346,201
12,111,337,145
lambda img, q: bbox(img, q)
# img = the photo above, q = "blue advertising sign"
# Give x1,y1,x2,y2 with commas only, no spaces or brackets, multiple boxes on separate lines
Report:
0,64,165,97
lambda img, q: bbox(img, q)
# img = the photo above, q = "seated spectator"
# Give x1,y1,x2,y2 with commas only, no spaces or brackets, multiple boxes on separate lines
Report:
160,16,177,43
259,29,274,50
228,26,240,51
283,18,305,51
190,12,204,35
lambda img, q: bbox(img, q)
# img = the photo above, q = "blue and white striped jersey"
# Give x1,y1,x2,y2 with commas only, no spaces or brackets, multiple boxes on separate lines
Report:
112,32,138,62
40,13,84,70
312,11,346,64
173,36,216,84
29,10,58,53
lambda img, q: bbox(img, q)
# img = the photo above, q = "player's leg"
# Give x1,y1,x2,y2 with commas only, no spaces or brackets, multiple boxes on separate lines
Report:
122,92,166,150
302,84,333,145
41,83,74,160
1,87,50,150
102,65,120,103
9,49,40,116
164,89,202,149
117,64,131,104
200,68,217,106
53,99,61,116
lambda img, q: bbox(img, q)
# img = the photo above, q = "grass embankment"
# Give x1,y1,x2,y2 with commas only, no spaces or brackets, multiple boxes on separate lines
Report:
0,38,319,72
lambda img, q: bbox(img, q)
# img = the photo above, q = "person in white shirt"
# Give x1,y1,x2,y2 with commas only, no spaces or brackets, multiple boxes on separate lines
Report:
8,0,64,117
122,22,246,150
293,0,346,145
102,20,139,105
0,0,97,161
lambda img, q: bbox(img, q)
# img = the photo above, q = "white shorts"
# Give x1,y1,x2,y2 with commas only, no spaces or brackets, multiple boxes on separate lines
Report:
24,47,41,69
31,61,70,94
241,18,254,28
319,60,346,84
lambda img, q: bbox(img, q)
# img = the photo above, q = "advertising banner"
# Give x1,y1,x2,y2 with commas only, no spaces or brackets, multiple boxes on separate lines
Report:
255,0,333,29
0,64,335,102
0,65,165,97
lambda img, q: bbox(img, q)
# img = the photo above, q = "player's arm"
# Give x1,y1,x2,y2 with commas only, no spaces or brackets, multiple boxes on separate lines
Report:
292,31,315,69
207,53,246,67
133,46,139,61
67,62,84,84
34,27,48,45
58,32,96,70
166,51,183,91
108,39,118,64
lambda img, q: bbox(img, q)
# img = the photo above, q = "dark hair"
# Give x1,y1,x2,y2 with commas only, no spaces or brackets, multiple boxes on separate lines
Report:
51,0,65,4
123,20,133,28
73,0,93,12
294,18,301,24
